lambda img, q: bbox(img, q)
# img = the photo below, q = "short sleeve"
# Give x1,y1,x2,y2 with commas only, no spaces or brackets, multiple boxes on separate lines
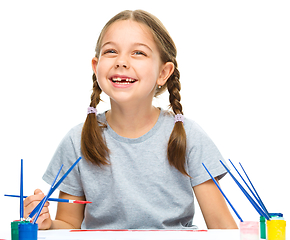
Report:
42,124,84,196
185,120,227,187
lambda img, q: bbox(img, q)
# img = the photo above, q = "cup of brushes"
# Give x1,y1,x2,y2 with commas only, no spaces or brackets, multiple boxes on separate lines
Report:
10,157,83,240
203,159,286,240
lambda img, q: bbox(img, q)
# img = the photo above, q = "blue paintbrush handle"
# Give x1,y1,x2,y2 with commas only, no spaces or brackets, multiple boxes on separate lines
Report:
27,157,82,220
5,194,89,203
20,159,24,220
229,159,270,219
239,162,270,217
220,160,269,220
202,163,243,222
5,194,70,203
32,164,63,224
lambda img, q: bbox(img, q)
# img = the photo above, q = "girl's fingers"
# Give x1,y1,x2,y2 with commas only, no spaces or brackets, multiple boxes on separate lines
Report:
32,206,50,222
23,188,52,229
23,189,49,218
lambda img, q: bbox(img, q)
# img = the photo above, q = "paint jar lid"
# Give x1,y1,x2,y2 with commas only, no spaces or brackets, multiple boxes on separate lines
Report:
18,222,38,231
270,213,283,217
269,213,284,220
269,213,283,217
11,220,29,227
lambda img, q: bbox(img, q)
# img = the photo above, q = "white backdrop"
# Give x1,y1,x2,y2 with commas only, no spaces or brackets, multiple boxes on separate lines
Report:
0,0,289,231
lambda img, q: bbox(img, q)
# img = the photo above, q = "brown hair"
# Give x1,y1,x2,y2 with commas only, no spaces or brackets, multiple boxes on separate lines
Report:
81,10,189,176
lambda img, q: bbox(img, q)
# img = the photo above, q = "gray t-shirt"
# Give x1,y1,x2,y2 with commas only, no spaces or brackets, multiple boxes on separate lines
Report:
43,109,227,229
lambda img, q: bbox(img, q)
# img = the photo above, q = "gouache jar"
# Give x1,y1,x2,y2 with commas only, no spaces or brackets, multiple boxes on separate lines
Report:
240,221,259,240
18,222,38,240
267,219,286,240
11,220,30,240
11,221,20,240
260,216,266,239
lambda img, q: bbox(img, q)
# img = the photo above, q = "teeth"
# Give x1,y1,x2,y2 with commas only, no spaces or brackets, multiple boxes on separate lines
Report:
116,82,131,84
112,77,122,81
112,77,135,82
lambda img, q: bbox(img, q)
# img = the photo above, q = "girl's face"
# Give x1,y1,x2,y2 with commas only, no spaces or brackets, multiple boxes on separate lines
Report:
92,20,174,106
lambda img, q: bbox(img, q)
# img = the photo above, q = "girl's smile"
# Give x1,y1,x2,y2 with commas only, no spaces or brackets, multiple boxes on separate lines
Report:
109,74,138,88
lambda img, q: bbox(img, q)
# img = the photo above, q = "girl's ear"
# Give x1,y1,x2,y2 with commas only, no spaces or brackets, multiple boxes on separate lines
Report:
92,57,98,75
157,62,175,86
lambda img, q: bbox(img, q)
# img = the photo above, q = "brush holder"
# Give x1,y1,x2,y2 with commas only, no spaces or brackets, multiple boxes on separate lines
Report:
18,222,38,240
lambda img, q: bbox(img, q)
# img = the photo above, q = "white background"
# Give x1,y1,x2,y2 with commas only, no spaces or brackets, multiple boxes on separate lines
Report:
0,0,289,231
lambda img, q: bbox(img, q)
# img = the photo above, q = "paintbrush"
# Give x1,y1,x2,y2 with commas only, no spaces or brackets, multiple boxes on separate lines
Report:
202,163,243,222
26,157,82,221
220,160,270,220
228,159,270,219
5,194,91,204
32,164,63,224
20,159,24,221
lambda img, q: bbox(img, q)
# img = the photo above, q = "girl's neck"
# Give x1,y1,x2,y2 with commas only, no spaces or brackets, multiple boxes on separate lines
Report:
105,102,160,139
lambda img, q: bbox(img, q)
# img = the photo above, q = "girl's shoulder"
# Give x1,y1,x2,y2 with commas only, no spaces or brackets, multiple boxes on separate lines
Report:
161,110,215,148
65,122,84,139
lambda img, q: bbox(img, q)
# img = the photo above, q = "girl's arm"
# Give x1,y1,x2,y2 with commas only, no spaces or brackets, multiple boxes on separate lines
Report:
24,189,85,229
193,179,238,229
51,191,85,229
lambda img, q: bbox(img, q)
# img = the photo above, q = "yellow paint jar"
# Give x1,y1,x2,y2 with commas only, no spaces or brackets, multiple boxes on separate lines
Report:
267,219,286,240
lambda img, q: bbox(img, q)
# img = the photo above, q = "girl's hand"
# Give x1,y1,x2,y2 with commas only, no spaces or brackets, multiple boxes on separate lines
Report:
24,189,52,230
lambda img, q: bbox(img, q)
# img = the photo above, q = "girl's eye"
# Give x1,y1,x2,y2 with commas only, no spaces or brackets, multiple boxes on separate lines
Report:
104,49,117,54
133,51,147,56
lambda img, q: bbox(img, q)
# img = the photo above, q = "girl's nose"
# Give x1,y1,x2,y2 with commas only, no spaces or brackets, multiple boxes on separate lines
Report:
115,56,130,69
115,63,128,69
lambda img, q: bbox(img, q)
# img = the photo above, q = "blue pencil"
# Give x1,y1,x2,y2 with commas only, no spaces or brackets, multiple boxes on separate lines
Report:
202,163,243,222
32,164,63,224
26,157,82,221
20,159,24,221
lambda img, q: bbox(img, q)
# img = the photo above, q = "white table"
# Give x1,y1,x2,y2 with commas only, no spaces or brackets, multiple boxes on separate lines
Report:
0,229,240,240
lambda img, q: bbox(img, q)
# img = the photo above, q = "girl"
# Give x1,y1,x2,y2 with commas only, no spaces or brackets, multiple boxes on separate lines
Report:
24,10,238,230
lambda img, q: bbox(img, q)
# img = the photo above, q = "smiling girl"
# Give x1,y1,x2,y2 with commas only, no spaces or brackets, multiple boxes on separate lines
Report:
24,10,238,230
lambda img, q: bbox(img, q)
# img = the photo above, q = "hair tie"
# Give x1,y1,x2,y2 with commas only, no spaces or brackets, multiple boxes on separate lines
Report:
175,114,184,123
87,107,97,115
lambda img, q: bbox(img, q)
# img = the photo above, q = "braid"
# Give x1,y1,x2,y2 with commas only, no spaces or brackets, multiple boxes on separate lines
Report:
167,67,183,115
90,73,102,107
167,66,189,177
81,73,110,166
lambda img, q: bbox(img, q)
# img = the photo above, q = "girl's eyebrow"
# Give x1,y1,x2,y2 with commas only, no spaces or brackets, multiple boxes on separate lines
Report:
132,43,153,52
101,41,114,49
101,41,152,52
